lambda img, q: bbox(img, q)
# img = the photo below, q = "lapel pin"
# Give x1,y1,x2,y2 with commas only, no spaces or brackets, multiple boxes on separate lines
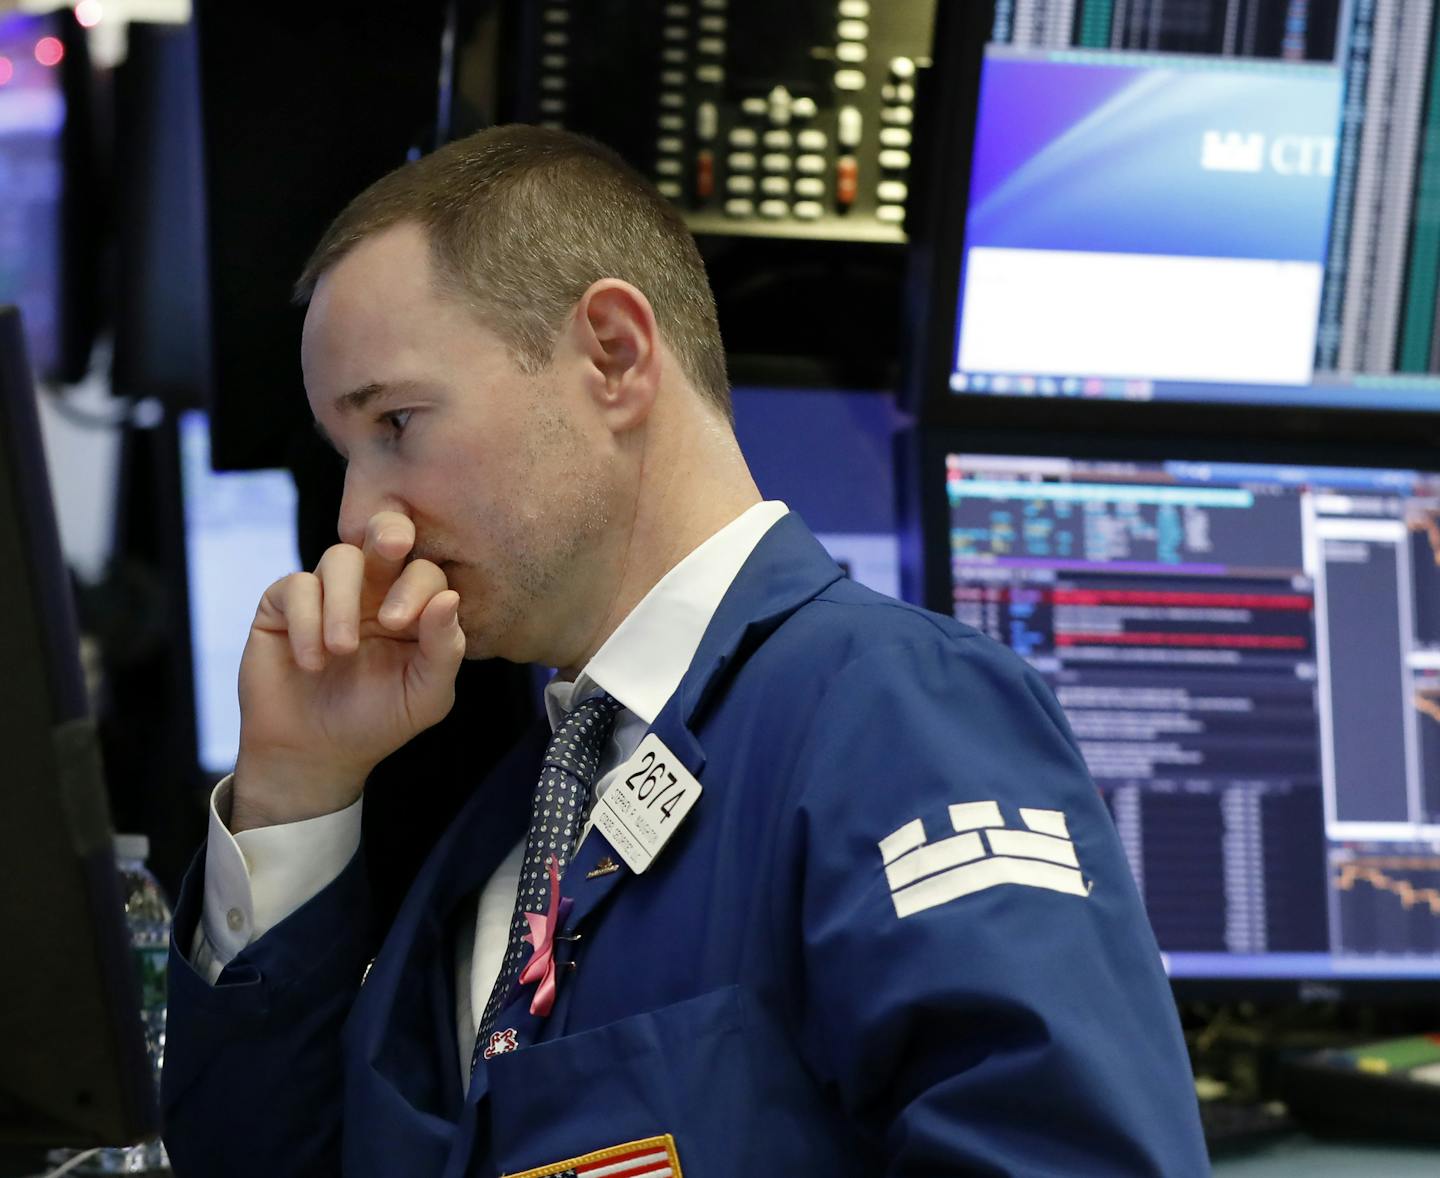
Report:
586,856,621,879
482,1028,519,1059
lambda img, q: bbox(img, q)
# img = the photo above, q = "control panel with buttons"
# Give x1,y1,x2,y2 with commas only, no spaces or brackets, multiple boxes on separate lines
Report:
514,0,935,243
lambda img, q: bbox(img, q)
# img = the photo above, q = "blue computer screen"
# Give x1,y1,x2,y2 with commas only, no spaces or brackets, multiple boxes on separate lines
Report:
948,7,1440,414
732,386,903,599
179,411,299,776
945,451,1440,978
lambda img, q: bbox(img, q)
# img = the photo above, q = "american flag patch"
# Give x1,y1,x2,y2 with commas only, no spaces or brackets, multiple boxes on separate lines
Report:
503,1134,682,1178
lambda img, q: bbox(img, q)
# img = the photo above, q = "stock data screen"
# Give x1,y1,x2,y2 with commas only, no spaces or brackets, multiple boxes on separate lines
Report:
947,0,1440,414
946,452,1440,977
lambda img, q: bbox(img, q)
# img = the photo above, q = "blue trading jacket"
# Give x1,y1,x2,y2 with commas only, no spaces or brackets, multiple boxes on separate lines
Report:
162,513,1209,1176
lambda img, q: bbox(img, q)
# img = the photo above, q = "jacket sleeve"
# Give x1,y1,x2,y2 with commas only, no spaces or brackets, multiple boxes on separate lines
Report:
787,634,1209,1176
161,838,372,1178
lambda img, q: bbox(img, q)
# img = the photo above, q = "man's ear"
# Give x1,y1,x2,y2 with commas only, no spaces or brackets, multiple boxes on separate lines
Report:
566,279,661,431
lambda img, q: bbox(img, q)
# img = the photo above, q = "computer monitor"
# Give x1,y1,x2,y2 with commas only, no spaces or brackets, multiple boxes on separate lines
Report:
0,11,100,385
731,386,904,600
177,409,300,777
909,431,1440,995
910,1,1440,434
0,13,69,378
0,306,157,1145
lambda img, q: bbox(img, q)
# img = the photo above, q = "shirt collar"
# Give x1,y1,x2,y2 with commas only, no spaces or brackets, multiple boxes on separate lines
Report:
544,501,789,728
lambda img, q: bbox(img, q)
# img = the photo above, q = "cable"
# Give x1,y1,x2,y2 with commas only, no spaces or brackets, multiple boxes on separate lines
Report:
34,334,164,434
40,386,147,432
27,1147,102,1178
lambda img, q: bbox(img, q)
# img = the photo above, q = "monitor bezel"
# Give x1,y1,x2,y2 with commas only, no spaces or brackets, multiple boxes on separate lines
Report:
0,305,159,1144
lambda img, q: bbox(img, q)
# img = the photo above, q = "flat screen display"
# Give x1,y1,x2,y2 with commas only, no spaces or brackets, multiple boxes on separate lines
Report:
179,411,299,776
732,386,903,599
941,0,1440,415
943,449,1440,979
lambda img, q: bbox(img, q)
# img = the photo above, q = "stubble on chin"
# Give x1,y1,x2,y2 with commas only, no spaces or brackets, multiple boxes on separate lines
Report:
451,503,612,666
450,389,618,665
446,565,516,661
452,612,517,663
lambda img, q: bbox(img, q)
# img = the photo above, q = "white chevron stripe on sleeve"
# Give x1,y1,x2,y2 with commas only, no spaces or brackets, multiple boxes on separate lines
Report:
1020,807,1070,838
949,800,1005,832
890,855,1088,918
986,827,1080,867
884,831,986,891
879,817,927,865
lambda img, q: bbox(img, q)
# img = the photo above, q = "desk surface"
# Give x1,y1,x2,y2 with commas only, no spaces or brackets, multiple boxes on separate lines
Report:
1211,1133,1440,1175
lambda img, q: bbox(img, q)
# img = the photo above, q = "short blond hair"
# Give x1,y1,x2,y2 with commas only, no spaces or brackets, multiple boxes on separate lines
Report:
296,125,731,421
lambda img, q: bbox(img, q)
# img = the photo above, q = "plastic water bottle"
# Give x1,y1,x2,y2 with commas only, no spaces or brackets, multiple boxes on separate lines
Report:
90,834,172,1172
45,835,173,1173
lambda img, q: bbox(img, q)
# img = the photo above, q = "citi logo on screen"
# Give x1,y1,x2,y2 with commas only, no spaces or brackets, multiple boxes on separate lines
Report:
1201,130,1336,177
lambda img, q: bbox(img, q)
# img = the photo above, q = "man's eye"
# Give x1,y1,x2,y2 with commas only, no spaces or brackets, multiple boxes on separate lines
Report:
379,409,412,439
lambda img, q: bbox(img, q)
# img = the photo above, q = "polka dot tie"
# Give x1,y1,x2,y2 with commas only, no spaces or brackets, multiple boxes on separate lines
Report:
471,691,623,1067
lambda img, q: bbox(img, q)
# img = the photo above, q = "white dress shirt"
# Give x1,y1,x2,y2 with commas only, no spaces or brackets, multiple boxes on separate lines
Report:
192,501,789,1089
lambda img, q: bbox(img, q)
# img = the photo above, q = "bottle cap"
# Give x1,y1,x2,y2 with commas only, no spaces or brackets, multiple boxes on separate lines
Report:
113,833,150,862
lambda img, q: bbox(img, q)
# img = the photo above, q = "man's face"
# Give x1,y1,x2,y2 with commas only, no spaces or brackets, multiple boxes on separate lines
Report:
301,221,620,664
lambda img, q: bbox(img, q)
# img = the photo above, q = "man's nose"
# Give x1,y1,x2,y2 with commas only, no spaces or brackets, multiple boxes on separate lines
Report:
336,464,403,548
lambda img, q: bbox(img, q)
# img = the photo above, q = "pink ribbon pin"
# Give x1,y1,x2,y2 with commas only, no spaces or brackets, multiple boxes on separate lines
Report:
519,854,573,1018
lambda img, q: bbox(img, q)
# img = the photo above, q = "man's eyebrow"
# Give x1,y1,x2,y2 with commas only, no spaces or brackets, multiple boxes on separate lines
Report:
314,380,430,455
312,383,387,454
333,381,394,416
333,379,437,416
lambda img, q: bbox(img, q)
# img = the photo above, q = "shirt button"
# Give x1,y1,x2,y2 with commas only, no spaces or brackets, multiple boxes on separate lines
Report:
226,907,245,932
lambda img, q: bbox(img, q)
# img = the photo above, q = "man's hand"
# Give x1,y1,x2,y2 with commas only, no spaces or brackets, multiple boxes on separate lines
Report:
229,511,466,833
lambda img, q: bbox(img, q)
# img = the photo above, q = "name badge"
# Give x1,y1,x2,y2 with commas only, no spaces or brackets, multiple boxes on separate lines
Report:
593,733,702,874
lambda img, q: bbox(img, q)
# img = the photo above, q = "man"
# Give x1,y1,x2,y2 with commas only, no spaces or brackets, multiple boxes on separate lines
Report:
162,125,1209,1176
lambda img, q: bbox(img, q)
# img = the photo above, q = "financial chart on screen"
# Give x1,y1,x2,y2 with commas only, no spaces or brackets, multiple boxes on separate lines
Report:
946,1,1440,413
945,450,1440,977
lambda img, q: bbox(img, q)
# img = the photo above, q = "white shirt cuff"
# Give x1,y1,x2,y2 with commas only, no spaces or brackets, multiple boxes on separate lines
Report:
191,776,363,983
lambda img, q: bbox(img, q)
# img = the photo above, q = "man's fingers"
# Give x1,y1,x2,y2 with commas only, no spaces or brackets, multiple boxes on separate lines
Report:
378,559,451,631
409,590,465,708
256,571,326,671
252,510,437,679
314,543,364,654
362,511,416,601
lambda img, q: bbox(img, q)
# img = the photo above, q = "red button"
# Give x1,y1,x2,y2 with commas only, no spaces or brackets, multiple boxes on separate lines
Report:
836,155,858,207
696,150,715,200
